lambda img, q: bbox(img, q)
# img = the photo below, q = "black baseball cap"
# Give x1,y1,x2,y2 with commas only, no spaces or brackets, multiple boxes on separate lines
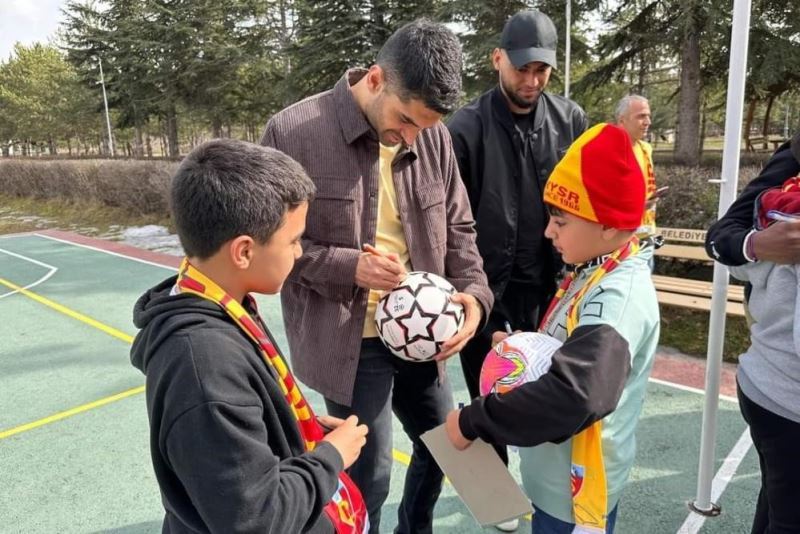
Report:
500,10,558,69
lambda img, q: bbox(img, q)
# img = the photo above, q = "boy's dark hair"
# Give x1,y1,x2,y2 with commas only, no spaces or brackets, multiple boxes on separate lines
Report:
376,18,463,114
170,139,315,259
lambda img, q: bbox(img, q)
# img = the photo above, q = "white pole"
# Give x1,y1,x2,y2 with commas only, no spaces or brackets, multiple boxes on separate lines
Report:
692,0,752,515
564,0,571,99
98,57,115,156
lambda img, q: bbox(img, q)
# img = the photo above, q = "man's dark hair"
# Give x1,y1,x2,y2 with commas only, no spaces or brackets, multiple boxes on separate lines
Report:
376,19,463,114
170,139,315,259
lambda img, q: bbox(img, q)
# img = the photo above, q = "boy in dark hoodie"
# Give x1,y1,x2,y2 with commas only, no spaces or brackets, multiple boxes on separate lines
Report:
131,139,369,534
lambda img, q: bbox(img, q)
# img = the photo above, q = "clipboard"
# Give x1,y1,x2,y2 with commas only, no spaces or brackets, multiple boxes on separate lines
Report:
421,424,532,527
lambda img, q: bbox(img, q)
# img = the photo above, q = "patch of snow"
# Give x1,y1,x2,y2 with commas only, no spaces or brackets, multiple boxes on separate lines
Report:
119,225,183,256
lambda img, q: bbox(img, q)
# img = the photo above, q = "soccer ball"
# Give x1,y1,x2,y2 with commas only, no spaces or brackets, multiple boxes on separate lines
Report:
479,332,563,395
374,271,465,362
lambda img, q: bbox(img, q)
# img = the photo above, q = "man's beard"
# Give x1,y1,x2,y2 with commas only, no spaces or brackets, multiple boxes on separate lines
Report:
365,93,404,147
501,79,538,110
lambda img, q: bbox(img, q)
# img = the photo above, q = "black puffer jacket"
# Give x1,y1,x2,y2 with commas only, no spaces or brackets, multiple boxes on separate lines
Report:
447,87,587,298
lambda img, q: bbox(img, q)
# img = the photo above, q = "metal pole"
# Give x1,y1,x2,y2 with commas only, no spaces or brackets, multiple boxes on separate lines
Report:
98,57,114,156
564,0,571,99
691,0,752,515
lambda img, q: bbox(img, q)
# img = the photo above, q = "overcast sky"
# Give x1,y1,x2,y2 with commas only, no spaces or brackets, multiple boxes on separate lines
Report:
0,0,66,60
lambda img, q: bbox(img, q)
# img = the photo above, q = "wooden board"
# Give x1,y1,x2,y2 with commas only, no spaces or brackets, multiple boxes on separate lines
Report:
655,290,746,317
652,275,745,302
655,244,711,262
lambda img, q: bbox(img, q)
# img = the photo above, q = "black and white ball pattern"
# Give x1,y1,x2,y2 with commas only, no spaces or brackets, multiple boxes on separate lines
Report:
375,271,465,361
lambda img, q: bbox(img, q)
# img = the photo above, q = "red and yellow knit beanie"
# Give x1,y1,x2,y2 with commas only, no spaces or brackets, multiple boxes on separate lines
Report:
544,123,645,230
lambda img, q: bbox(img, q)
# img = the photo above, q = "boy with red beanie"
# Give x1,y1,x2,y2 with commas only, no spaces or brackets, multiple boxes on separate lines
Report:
446,124,660,533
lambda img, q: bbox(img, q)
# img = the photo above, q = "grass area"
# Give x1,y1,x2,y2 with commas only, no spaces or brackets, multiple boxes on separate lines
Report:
0,193,171,236
659,306,749,362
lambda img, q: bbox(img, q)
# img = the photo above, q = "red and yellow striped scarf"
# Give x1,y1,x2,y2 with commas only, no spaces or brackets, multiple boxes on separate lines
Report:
176,258,368,534
539,237,639,533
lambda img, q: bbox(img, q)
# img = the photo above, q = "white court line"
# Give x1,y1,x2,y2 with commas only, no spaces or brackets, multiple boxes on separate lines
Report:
649,377,748,534
677,428,753,534
649,377,739,404
34,233,178,271
0,232,39,239
0,247,58,299
650,376,750,533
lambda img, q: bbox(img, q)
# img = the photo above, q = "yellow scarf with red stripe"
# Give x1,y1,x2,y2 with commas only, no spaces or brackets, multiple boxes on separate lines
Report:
539,237,639,533
175,259,368,534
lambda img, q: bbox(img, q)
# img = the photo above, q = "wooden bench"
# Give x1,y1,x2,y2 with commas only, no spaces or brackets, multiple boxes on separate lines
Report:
745,136,787,152
652,227,745,316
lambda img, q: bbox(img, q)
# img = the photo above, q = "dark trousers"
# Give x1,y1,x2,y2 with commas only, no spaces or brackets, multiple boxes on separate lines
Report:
459,281,552,464
325,338,453,534
738,383,800,534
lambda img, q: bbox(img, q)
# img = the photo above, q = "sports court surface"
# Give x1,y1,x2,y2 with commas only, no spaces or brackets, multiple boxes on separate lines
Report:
1,230,760,533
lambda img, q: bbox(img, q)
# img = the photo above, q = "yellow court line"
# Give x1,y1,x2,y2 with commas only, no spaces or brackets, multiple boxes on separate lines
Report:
0,273,516,517
393,448,411,465
0,277,134,344
0,275,413,468
0,386,145,440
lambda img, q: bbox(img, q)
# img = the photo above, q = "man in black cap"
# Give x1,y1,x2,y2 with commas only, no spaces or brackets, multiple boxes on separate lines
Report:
447,17,586,529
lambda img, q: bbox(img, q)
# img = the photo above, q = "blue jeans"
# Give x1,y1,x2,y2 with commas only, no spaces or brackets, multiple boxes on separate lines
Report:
532,504,619,533
325,338,453,534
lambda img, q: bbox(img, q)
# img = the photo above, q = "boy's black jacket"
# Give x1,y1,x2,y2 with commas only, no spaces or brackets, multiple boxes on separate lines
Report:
131,276,340,533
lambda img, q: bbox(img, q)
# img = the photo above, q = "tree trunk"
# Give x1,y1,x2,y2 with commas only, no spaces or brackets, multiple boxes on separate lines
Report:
637,53,646,95
133,123,145,158
146,135,153,158
762,95,775,145
212,116,222,138
674,17,702,166
158,118,167,157
699,97,707,158
165,105,179,157
744,98,757,151
67,138,72,156
48,136,57,155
